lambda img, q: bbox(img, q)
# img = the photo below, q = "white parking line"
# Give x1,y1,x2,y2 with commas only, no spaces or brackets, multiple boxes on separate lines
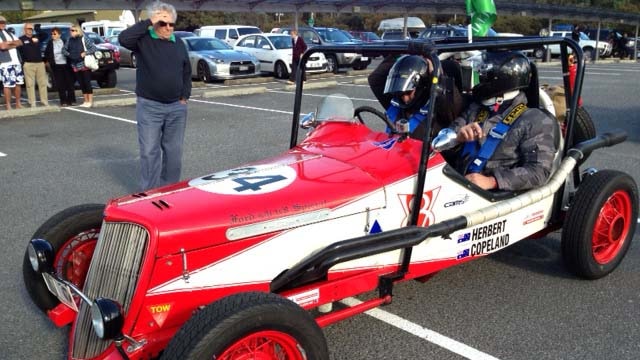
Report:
267,90,378,103
341,297,501,360
64,107,137,124
0,152,6,157
191,98,293,114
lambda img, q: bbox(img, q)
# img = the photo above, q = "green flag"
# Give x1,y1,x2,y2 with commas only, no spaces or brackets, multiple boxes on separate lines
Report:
465,0,497,37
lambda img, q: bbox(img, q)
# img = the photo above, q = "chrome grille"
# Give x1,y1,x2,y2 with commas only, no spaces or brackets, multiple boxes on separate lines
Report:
71,222,148,359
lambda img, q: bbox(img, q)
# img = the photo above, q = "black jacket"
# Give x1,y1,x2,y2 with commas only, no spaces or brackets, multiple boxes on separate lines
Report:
119,20,191,103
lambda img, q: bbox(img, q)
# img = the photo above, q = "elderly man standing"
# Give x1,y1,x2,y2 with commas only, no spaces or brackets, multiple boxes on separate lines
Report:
119,1,191,191
0,15,24,110
19,23,49,107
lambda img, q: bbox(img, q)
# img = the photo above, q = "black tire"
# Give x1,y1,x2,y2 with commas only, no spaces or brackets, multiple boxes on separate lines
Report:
561,170,638,279
573,106,596,145
99,69,117,88
131,53,137,68
198,60,212,83
533,47,546,60
274,60,289,79
582,47,594,61
161,292,329,360
326,54,338,74
23,204,105,313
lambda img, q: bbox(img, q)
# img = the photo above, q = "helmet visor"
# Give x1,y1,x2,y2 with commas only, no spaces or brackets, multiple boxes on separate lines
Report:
384,70,420,96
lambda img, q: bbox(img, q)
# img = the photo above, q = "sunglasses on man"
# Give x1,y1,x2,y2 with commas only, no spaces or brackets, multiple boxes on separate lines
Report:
156,20,175,28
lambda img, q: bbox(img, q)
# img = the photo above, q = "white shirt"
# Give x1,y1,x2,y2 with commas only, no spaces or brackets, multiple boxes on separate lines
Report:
0,29,21,67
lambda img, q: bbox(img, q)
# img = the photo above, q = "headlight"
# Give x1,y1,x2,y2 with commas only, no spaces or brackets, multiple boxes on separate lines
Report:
103,52,111,59
94,52,103,59
206,55,224,64
91,297,124,340
28,238,54,273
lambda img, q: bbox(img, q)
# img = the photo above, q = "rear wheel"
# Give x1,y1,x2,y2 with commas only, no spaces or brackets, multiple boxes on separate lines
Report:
573,106,596,145
582,47,594,61
131,53,137,68
98,69,117,88
533,47,546,60
274,61,289,79
23,204,105,312
198,60,212,83
562,170,638,279
326,55,338,74
161,292,329,360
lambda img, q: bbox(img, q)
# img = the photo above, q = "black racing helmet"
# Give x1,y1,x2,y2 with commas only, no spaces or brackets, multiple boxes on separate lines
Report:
384,55,432,109
472,51,531,101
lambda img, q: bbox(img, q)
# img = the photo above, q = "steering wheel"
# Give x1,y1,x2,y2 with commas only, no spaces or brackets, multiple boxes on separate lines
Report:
354,106,396,131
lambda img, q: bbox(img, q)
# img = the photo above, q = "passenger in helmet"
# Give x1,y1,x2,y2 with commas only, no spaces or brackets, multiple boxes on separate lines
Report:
448,51,557,191
368,53,463,140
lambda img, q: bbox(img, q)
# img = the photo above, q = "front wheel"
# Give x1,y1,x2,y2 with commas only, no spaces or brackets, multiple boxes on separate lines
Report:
274,61,289,79
326,55,338,74
98,69,117,88
198,60,212,83
562,170,638,279
161,292,329,360
23,204,105,312
582,47,594,61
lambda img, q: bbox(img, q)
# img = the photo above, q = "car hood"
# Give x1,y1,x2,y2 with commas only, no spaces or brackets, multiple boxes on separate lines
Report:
195,49,254,61
105,122,429,257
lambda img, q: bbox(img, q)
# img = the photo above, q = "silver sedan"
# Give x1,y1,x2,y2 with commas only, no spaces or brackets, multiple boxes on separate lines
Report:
181,36,261,82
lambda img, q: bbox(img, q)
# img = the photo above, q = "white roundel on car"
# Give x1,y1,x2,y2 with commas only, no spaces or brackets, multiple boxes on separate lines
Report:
189,164,297,195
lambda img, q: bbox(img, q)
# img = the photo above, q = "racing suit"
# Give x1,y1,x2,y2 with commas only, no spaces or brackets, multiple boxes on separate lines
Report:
449,92,557,191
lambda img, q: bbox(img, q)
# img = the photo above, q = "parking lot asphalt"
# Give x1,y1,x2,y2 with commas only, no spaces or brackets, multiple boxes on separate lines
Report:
1,61,639,360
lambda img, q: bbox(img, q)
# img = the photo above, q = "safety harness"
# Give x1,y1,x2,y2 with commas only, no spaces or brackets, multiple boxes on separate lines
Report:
385,99,430,134
462,103,528,174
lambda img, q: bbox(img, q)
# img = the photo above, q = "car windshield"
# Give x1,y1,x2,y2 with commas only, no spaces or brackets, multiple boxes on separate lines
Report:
317,28,352,43
268,35,292,50
86,32,105,44
365,32,381,41
188,38,232,51
238,27,261,36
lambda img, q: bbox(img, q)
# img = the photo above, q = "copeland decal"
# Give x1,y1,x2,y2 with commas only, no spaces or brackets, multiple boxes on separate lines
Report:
147,303,173,327
287,288,320,307
189,165,296,195
469,219,509,256
523,210,545,225
444,194,469,208
399,187,441,227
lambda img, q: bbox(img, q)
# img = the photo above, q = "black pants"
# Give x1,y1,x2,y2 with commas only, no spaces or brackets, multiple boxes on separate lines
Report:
52,64,76,105
289,58,306,82
74,69,93,95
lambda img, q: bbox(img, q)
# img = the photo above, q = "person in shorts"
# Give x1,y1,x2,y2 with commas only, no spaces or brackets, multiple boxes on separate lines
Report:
0,16,25,110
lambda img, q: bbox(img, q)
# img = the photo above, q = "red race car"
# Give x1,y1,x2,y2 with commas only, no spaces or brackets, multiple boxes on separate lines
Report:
24,37,637,360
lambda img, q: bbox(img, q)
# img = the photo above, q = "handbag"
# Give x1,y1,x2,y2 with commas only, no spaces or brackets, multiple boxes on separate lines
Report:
81,37,99,71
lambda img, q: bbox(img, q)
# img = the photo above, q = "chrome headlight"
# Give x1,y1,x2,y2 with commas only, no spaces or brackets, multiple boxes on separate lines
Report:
91,297,124,340
28,238,54,273
206,55,225,64
93,52,103,59
103,51,111,59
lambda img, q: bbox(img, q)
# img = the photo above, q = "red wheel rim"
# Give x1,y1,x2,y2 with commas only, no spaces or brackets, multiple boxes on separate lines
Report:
592,190,632,264
218,330,306,360
53,228,100,288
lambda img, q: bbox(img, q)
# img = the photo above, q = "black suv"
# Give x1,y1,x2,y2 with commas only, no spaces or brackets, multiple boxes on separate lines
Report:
276,26,370,73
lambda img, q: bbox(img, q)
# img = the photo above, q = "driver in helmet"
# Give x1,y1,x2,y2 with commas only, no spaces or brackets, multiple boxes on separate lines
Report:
450,51,557,191
368,54,463,140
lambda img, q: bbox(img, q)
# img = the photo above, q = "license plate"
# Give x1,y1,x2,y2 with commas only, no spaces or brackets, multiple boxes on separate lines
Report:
361,57,369,61
239,65,249,71
43,273,79,312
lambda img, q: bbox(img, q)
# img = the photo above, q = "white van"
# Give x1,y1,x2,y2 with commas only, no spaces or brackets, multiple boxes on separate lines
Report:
195,25,261,45
81,20,126,38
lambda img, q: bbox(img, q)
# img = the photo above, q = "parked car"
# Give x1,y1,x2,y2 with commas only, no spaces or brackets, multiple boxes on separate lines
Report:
195,25,261,46
545,31,612,60
234,33,328,79
174,31,197,40
23,37,637,360
81,20,126,38
181,36,260,82
419,24,498,39
275,26,370,73
349,31,382,43
106,36,136,67
382,29,422,40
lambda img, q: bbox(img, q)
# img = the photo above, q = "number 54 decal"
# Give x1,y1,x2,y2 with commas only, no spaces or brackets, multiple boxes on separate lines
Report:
189,165,297,195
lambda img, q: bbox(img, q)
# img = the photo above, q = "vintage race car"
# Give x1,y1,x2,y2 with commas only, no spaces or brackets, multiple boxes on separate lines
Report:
24,37,637,360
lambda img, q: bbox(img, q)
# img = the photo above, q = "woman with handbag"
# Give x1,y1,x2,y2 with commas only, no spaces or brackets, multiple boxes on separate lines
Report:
44,27,76,107
63,25,97,107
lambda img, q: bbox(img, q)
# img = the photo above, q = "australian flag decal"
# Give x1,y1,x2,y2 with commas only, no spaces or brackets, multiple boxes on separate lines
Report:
373,138,397,150
457,249,470,260
457,232,471,243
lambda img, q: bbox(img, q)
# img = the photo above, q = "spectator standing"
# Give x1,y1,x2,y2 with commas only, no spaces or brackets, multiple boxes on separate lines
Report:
19,23,49,107
118,0,191,191
571,24,581,42
0,15,24,110
63,25,96,108
44,27,76,106
288,29,307,83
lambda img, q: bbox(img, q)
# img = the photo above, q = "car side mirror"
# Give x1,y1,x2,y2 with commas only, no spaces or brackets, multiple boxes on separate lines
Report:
300,112,317,129
431,128,459,152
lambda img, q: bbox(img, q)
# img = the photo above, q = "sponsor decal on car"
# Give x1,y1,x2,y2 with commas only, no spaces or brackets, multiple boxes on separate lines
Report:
147,303,173,327
398,187,441,227
373,137,398,150
444,194,470,208
457,220,510,260
523,210,545,225
287,288,320,307
189,164,297,195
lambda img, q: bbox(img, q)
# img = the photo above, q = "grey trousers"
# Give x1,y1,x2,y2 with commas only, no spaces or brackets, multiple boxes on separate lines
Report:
136,96,187,191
